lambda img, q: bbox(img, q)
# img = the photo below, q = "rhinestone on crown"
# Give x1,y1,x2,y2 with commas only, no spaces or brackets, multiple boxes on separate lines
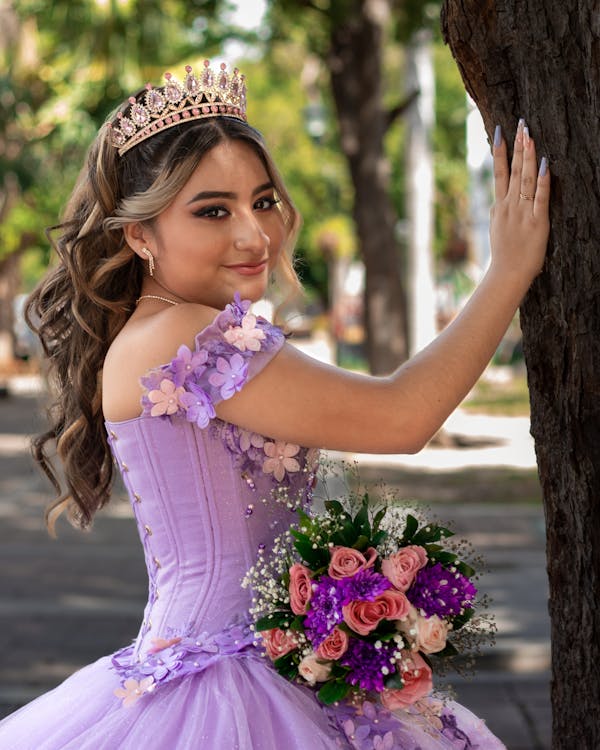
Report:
108,61,247,156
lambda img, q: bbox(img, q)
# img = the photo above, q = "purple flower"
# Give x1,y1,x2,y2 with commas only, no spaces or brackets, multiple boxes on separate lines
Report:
337,569,392,605
340,639,397,693
407,563,477,619
230,292,252,317
304,576,345,646
140,646,183,682
180,383,216,428
208,353,248,400
170,345,208,387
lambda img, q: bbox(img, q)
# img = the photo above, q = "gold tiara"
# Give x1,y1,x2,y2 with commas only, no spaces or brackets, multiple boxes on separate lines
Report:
108,62,247,156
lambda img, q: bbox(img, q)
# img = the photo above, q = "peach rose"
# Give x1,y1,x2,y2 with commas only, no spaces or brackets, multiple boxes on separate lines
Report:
416,614,449,654
260,628,298,661
380,652,433,710
289,563,313,615
342,589,411,636
328,546,378,579
381,546,428,592
298,653,332,684
397,606,449,654
316,627,349,660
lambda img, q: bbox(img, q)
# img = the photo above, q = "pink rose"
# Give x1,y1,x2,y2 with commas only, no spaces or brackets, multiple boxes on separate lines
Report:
328,546,378,579
380,652,433,710
381,546,428,592
260,628,298,661
316,627,349,660
343,589,411,636
298,653,332,684
415,614,449,654
289,563,313,615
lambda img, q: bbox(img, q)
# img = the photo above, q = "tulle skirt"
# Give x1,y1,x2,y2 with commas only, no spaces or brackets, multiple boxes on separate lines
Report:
0,652,506,749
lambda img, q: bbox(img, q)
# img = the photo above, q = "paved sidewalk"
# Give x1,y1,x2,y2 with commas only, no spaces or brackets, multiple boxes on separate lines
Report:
0,383,551,748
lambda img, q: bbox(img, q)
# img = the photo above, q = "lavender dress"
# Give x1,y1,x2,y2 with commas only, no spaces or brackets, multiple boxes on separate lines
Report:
0,297,505,749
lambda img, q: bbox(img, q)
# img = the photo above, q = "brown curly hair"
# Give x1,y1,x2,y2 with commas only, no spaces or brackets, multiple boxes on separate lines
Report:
26,111,301,534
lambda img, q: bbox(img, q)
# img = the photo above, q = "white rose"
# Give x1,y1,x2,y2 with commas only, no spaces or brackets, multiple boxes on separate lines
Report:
298,653,332,685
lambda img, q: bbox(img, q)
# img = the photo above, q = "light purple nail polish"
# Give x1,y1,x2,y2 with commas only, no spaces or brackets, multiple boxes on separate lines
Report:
518,117,525,129
539,157,548,177
494,125,502,147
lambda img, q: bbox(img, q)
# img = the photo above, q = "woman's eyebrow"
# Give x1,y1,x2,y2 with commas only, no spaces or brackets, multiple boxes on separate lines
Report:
186,182,274,205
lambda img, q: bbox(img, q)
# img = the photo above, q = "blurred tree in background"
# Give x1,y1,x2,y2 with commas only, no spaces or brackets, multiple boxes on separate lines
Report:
0,0,469,374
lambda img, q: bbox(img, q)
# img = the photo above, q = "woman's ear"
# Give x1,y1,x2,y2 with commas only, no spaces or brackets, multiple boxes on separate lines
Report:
123,222,155,260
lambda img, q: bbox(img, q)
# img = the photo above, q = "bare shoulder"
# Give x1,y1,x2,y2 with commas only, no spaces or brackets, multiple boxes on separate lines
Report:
102,303,220,422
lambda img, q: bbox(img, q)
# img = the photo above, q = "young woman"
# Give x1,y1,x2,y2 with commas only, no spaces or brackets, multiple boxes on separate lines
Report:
0,62,549,749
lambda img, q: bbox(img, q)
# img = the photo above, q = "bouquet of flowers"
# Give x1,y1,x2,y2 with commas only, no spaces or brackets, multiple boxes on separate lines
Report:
244,491,491,710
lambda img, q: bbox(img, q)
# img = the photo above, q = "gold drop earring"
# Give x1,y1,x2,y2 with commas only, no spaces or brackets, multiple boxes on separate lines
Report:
141,247,155,277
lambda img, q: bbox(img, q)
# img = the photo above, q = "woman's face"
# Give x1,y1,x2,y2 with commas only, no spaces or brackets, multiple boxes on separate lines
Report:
145,139,286,309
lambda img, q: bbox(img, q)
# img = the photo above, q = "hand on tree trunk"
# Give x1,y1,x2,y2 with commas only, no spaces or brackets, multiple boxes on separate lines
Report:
489,119,550,287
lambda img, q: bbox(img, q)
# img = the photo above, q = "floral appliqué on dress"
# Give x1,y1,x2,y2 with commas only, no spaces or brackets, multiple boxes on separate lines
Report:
140,294,318,493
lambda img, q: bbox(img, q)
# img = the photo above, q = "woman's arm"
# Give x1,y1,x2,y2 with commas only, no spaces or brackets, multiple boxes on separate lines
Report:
214,122,550,453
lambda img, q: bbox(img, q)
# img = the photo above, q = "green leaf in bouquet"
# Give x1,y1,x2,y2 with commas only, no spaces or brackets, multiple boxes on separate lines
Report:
353,535,370,552
330,663,350,679
371,529,388,546
384,671,404,689
353,498,371,537
401,514,419,543
456,561,476,578
412,525,444,544
274,652,299,679
372,507,387,534
255,611,292,631
288,615,305,631
435,641,459,658
324,500,345,516
430,551,458,566
294,539,330,568
451,606,475,631
317,679,351,705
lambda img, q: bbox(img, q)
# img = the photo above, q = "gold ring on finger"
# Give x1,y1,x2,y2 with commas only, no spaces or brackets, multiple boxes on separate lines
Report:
520,191,534,201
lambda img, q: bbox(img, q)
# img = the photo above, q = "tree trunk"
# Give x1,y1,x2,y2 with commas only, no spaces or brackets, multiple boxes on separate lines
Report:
328,1,408,374
441,2,600,747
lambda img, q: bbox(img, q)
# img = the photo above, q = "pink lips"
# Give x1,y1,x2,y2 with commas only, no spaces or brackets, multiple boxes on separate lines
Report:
224,260,268,276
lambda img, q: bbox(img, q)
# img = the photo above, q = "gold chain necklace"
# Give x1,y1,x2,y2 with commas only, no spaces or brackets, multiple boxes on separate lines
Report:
136,294,179,306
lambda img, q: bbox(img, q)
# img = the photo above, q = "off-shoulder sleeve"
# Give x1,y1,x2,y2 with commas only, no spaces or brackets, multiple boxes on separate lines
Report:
139,294,285,428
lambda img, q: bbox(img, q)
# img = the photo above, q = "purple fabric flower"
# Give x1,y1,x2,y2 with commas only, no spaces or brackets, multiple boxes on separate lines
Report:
304,576,345,646
208,353,248,400
170,345,208,387
407,563,477,619
140,646,184,682
337,569,392,605
340,639,397,693
179,383,216,428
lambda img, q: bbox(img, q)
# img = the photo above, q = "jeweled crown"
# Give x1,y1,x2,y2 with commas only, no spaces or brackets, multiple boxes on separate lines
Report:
108,61,247,156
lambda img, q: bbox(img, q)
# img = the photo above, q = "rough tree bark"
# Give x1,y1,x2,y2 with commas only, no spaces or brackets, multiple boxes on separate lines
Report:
441,2,600,748
328,2,409,373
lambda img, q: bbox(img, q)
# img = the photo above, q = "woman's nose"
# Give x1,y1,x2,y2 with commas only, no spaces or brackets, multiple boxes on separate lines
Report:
233,213,269,253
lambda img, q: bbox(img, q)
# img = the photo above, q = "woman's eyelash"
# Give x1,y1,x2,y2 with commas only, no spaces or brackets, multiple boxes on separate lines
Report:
255,196,281,209
193,205,228,218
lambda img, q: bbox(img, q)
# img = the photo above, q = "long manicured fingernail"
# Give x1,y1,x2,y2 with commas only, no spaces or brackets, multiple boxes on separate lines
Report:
539,157,548,177
523,126,530,148
518,117,526,130
493,125,502,147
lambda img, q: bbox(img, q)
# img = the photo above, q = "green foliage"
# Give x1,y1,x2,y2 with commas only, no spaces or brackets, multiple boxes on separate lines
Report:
317,678,350,705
